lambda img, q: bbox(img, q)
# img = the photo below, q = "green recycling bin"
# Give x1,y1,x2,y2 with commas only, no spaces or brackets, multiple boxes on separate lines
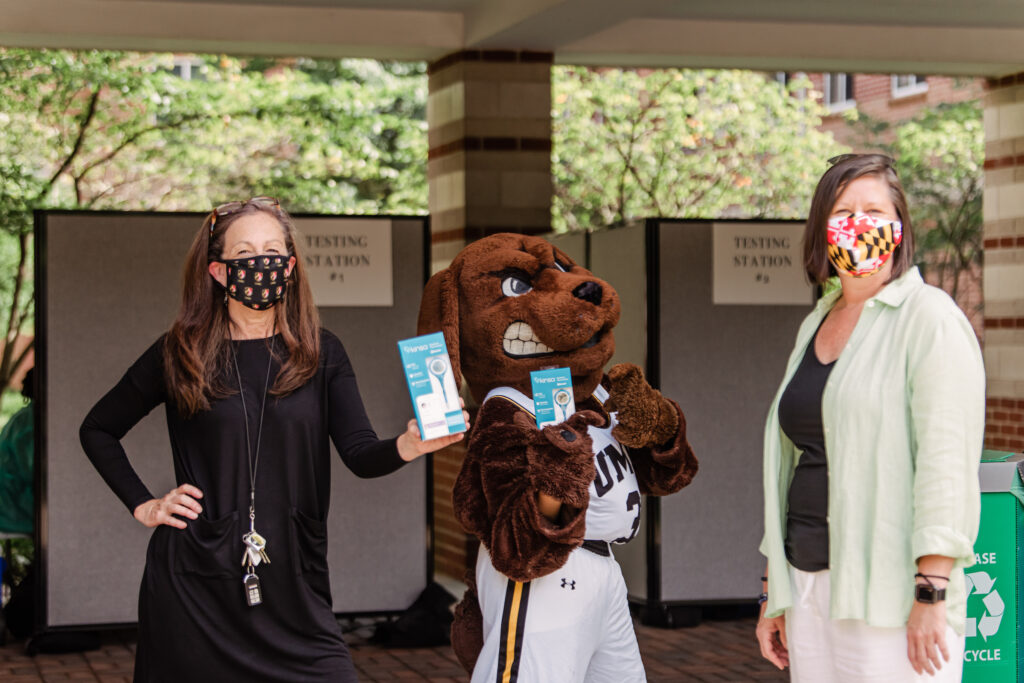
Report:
962,451,1024,682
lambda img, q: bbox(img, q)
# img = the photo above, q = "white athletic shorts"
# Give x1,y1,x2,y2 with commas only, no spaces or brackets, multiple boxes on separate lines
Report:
471,545,646,683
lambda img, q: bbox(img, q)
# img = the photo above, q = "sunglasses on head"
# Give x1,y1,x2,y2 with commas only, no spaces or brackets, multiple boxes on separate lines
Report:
209,196,280,232
827,153,897,172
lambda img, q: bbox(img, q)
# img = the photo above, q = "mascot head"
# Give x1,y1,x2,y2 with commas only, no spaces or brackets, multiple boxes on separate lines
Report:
417,233,621,403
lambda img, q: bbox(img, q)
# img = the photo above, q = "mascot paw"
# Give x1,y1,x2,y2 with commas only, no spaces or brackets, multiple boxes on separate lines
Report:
513,410,599,507
512,409,605,457
604,363,679,448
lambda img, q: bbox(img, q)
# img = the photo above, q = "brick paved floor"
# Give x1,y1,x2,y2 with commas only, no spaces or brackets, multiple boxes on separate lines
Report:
0,614,787,682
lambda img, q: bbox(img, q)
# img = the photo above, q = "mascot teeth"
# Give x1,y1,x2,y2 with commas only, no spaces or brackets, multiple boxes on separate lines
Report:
503,321,554,356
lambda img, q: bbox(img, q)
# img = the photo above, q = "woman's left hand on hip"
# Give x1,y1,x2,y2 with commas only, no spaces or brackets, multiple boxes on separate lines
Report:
906,600,949,675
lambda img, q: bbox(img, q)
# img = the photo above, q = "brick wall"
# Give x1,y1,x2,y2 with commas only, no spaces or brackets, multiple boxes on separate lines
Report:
426,51,554,579
432,439,477,579
985,398,1024,452
426,49,554,271
800,73,984,147
981,72,1024,454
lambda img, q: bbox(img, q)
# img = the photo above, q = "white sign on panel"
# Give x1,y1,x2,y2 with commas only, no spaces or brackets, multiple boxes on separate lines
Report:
712,222,811,306
295,218,393,307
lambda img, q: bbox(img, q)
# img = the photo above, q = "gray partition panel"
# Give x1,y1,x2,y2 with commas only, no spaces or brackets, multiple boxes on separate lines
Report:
589,225,648,600
316,217,427,613
40,211,427,627
655,220,810,602
590,225,647,372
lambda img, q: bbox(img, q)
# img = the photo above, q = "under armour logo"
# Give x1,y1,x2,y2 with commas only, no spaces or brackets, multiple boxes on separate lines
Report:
561,578,576,590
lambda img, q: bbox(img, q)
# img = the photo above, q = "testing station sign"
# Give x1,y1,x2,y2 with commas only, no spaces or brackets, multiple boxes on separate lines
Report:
295,218,393,307
712,222,811,306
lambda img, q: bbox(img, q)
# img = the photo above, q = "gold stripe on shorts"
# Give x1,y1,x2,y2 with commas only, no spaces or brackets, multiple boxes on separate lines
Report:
496,579,531,683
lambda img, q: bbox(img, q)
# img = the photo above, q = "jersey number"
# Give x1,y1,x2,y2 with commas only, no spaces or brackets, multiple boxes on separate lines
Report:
614,490,642,544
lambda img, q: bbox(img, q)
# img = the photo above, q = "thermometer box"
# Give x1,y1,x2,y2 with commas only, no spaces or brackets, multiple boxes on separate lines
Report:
530,367,575,429
398,332,467,441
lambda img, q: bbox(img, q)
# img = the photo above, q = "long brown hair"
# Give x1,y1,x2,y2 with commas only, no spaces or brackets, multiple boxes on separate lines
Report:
803,154,915,285
163,201,321,417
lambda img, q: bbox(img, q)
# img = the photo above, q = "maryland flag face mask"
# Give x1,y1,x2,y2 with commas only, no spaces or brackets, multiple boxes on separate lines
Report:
826,213,903,278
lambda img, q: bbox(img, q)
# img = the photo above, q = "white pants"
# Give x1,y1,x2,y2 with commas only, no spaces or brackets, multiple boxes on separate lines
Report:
471,546,645,683
786,567,964,683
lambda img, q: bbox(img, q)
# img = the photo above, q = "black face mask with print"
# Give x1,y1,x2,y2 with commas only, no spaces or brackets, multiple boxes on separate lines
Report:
219,254,289,310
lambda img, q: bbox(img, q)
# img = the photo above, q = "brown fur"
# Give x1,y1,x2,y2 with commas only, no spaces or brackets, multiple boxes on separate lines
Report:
417,234,698,673
605,362,679,448
450,569,484,673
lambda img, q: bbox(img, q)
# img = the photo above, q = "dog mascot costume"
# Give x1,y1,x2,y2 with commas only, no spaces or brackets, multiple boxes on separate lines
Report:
418,233,698,683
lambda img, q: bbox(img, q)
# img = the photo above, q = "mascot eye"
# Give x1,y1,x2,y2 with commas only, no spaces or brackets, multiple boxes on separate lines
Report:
501,276,532,297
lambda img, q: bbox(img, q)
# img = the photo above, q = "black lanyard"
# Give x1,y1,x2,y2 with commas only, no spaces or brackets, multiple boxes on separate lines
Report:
229,332,276,537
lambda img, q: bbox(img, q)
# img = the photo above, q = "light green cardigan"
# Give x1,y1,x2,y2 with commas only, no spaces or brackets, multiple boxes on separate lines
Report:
760,267,985,633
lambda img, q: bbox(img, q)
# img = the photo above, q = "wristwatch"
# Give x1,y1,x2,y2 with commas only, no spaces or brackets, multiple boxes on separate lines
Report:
914,583,947,604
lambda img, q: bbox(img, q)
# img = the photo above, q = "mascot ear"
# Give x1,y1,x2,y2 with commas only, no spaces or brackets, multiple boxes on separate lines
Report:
418,268,462,389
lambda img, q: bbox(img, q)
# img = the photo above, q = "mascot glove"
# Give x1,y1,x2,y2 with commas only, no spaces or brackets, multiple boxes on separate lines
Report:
604,363,679,449
512,410,602,508
512,409,605,458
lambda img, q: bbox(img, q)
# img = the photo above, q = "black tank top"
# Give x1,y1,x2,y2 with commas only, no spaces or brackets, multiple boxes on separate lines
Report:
778,322,835,572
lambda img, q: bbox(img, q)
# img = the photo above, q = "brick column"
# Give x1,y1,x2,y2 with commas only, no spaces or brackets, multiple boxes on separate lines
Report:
982,73,1024,453
426,50,554,579
426,50,553,270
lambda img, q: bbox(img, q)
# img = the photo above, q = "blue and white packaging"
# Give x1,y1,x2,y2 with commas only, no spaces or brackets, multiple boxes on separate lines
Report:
530,367,576,429
398,332,467,440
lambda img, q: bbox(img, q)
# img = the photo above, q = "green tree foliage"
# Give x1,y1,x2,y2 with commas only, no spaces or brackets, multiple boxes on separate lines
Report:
893,102,983,306
0,49,985,398
236,58,427,214
552,67,846,231
0,50,427,214
0,48,427,393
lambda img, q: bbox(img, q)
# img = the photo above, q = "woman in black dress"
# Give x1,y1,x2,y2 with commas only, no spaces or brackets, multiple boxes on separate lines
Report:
80,198,467,682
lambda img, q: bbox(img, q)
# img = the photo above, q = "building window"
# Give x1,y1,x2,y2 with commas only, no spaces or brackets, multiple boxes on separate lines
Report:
823,73,855,112
171,56,206,81
891,74,928,98
773,71,808,100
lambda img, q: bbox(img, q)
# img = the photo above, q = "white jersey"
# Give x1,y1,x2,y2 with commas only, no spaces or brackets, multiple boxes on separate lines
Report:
483,385,642,544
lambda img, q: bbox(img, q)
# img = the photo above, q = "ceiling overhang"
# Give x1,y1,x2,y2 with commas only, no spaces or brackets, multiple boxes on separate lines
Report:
1,0,1021,76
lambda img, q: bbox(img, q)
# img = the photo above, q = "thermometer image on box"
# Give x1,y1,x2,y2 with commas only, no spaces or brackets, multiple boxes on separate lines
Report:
427,354,460,411
553,388,573,423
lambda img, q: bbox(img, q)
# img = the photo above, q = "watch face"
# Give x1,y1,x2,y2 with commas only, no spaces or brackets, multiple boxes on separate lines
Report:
914,583,945,604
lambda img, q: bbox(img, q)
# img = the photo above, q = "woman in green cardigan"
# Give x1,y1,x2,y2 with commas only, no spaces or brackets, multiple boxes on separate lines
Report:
755,154,984,682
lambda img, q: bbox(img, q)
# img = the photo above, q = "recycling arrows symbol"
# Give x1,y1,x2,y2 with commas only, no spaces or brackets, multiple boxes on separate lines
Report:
965,571,1004,640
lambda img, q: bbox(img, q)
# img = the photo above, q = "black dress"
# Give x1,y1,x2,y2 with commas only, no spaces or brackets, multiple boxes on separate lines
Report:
79,329,405,682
